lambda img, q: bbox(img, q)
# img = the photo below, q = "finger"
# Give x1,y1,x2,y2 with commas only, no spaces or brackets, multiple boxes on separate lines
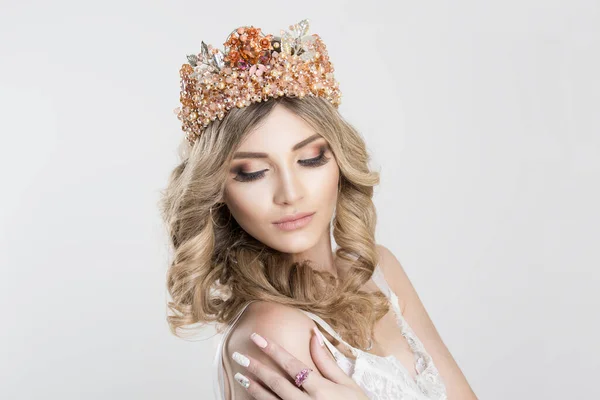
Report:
233,348,310,400
309,327,354,385
250,332,324,395
233,371,279,400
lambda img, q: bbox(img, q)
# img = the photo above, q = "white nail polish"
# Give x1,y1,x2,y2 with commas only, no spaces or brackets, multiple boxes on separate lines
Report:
235,372,250,389
232,351,250,367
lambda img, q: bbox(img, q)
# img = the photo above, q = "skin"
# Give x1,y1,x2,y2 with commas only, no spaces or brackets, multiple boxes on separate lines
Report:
220,104,478,399
223,104,341,277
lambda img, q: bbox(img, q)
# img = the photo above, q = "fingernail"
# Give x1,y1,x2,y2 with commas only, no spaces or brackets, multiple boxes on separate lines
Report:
232,351,250,367
313,327,324,346
250,332,267,348
234,372,250,389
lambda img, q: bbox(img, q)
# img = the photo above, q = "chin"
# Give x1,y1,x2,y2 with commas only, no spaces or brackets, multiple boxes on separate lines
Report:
268,234,316,254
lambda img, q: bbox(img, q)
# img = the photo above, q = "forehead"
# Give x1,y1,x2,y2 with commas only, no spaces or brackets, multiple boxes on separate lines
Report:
237,104,319,151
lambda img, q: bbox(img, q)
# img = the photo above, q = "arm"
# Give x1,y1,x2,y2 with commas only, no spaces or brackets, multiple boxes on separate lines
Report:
223,301,333,400
376,244,478,399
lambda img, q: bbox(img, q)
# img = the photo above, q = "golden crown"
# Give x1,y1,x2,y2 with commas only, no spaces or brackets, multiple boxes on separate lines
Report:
175,19,342,146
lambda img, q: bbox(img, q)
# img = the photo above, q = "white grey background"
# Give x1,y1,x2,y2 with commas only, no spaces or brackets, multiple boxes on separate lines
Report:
1,0,598,399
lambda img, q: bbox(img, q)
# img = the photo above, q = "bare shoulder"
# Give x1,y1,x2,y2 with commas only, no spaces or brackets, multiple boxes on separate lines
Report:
374,243,478,399
374,243,437,325
374,243,411,313
222,301,330,400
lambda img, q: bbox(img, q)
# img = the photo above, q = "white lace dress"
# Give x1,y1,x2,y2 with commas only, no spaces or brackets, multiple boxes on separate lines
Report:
213,264,447,399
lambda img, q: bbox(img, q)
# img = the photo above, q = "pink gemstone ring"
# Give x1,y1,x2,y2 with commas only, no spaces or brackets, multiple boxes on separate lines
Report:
294,367,313,387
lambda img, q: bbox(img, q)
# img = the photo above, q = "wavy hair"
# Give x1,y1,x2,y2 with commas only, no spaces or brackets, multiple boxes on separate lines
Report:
159,96,389,352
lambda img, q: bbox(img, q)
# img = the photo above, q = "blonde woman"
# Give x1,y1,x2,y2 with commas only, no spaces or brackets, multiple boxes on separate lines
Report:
160,20,477,400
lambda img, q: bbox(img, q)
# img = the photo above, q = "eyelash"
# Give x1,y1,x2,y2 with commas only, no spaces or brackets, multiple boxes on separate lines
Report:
233,148,331,183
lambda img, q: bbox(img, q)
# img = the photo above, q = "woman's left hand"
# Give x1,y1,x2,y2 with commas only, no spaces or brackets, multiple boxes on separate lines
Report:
232,327,369,400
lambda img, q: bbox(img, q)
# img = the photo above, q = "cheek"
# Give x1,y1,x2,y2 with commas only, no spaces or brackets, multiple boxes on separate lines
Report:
315,162,339,202
303,161,340,220
224,184,270,225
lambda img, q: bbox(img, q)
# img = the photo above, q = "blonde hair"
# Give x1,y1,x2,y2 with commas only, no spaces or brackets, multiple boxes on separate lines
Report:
159,96,389,351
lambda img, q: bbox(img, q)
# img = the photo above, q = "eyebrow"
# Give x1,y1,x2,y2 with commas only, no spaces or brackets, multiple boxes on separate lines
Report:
233,133,323,160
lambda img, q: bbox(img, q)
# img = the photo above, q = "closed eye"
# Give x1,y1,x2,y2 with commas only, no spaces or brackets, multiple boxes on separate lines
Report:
233,147,331,183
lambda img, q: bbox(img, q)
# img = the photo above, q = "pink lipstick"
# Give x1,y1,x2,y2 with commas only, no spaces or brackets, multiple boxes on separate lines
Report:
273,211,315,231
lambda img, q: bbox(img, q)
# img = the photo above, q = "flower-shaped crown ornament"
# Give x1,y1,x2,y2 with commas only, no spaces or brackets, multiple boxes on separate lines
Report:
175,19,342,146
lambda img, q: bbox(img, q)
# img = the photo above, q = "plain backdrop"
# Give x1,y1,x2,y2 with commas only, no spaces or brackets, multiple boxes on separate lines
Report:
1,0,599,399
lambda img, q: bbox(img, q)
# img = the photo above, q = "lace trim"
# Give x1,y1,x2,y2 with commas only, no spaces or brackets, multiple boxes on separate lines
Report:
351,351,435,400
386,290,447,399
302,265,447,399
215,265,448,400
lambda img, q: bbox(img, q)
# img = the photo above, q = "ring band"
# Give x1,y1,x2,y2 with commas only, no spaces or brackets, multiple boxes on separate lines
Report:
294,368,313,387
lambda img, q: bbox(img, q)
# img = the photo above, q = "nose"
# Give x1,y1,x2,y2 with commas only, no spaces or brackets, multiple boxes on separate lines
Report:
273,170,304,206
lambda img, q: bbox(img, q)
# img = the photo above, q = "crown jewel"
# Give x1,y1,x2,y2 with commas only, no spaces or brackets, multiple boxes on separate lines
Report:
175,19,342,146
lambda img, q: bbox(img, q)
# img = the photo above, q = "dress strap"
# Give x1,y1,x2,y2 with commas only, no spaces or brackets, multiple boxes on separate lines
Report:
298,309,360,358
213,300,259,400
371,264,393,299
298,263,384,358
213,262,395,399
371,263,433,374
371,264,404,317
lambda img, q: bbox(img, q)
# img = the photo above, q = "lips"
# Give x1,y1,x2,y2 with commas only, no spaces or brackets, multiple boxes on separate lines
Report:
273,211,315,224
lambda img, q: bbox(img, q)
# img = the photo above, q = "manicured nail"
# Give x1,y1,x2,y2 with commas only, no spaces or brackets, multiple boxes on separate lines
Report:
313,327,324,346
232,351,250,367
234,372,250,389
250,332,267,348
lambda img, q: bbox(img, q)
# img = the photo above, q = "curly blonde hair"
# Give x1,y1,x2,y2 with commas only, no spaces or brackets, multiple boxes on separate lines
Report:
159,96,389,351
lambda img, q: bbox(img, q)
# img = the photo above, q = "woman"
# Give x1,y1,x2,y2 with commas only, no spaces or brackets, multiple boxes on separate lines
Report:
161,19,477,400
